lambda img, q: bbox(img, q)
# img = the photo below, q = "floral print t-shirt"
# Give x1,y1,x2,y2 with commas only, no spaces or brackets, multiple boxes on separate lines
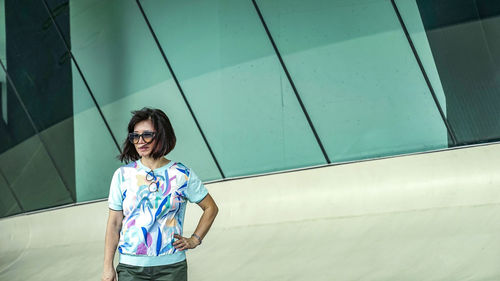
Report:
108,159,208,266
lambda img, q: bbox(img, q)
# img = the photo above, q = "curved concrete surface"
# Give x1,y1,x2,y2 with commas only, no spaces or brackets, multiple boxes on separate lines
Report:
1,144,499,280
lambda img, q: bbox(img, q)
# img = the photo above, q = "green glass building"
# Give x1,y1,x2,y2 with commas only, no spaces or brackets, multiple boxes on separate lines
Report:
0,0,499,218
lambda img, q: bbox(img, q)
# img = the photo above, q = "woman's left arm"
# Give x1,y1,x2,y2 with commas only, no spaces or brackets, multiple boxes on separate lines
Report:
173,193,218,251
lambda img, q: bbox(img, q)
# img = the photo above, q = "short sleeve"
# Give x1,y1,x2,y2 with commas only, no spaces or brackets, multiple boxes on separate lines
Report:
108,169,123,211
184,169,208,203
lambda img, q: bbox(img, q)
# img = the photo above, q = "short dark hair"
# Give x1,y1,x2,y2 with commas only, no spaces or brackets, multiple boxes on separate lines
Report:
119,107,176,163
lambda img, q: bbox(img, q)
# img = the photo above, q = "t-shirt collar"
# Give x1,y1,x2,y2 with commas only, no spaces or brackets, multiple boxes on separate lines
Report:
137,158,175,172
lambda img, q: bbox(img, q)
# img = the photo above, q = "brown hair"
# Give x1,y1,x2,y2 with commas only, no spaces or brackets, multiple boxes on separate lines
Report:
119,107,176,163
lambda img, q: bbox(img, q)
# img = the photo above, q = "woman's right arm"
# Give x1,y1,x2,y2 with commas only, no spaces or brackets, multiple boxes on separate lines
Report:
102,209,124,281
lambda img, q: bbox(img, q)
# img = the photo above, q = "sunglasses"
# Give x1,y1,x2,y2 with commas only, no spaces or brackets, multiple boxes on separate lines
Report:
128,131,156,144
146,170,159,192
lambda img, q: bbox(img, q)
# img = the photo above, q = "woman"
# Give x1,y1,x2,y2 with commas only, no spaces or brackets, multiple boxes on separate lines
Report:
102,108,218,281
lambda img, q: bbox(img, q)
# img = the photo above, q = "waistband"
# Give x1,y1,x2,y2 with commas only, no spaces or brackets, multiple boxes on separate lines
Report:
119,251,186,267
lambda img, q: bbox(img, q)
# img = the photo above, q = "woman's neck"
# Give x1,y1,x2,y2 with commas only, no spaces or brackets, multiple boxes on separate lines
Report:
140,156,170,170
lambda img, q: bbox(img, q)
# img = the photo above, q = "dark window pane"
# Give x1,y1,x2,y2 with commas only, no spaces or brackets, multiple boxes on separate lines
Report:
417,0,500,144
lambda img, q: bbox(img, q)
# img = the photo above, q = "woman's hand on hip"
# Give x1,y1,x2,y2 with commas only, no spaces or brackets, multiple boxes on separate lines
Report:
173,234,200,251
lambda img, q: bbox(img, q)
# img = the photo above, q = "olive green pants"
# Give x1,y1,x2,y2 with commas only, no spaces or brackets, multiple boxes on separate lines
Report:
116,260,187,281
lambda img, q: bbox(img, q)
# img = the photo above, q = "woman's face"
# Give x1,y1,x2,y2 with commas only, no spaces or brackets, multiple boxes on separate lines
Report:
133,119,157,158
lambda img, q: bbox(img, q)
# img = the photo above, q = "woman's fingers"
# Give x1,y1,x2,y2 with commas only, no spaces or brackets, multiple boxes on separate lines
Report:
173,234,184,246
172,235,195,251
173,235,187,250
179,241,190,251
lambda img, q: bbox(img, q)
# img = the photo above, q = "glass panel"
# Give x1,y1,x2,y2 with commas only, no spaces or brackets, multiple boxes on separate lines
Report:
0,0,76,214
394,0,447,112
29,0,130,203
0,0,4,62
140,0,326,177
0,133,73,211
0,0,120,209
0,24,22,218
1,0,7,123
71,64,122,202
0,170,21,217
256,0,448,162
57,0,221,184
0,65,72,215
415,0,500,144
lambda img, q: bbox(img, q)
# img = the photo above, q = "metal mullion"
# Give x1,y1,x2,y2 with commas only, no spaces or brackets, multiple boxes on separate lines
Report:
41,0,122,154
390,0,458,146
251,0,331,164
135,0,226,178
0,166,24,212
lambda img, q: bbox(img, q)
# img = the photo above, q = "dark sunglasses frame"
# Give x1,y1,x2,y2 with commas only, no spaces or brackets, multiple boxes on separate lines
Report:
128,131,156,144
146,170,159,192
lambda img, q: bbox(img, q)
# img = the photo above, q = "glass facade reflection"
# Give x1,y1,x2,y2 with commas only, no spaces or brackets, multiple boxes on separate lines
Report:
0,0,499,217
140,0,327,177
415,0,500,144
256,0,448,162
